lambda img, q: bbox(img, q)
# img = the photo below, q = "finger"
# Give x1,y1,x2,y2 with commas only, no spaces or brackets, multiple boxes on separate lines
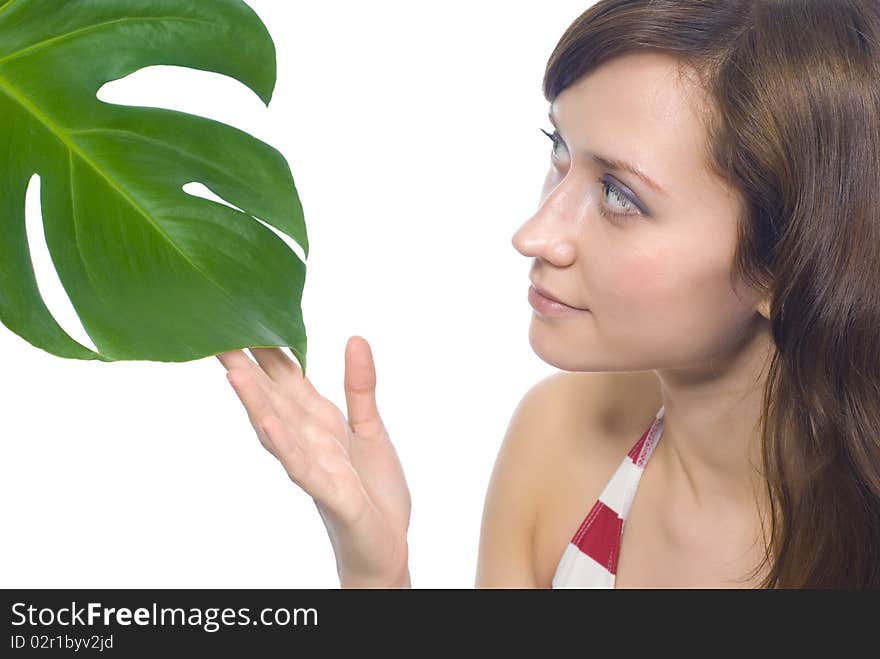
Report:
216,349,255,372
226,369,281,455
216,349,276,391
344,336,384,437
249,346,302,383
250,346,323,403
215,351,233,369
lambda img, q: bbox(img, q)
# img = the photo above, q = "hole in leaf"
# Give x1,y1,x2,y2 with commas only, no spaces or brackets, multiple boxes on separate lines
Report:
24,174,100,353
182,181,306,263
96,65,271,141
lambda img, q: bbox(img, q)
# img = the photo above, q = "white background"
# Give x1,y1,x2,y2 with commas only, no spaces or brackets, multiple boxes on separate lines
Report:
0,0,593,588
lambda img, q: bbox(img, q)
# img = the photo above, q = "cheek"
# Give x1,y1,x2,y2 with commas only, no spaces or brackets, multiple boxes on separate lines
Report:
607,228,733,308
608,238,752,353
597,243,670,314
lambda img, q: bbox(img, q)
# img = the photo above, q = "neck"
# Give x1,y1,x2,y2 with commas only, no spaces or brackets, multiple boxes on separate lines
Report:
654,315,774,518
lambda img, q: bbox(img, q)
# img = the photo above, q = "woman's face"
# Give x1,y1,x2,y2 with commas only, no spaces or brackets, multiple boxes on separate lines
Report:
511,51,770,372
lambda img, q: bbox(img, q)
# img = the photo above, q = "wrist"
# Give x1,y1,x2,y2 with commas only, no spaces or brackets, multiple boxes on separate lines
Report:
340,561,410,589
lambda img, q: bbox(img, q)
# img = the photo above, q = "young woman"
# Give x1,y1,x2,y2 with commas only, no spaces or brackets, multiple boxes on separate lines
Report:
215,0,880,588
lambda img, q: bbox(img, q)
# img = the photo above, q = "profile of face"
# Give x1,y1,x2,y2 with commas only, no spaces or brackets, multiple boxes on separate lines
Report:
511,52,771,373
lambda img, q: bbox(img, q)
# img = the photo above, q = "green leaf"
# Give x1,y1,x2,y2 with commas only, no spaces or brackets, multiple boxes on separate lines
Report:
0,0,309,374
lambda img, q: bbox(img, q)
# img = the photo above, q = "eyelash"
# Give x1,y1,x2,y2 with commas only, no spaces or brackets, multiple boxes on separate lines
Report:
540,127,641,222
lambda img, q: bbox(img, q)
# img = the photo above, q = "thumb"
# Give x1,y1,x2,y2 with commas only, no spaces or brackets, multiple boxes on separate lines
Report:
344,335,384,436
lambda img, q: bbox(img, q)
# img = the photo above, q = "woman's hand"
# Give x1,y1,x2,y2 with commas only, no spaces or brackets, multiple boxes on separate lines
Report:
215,336,411,588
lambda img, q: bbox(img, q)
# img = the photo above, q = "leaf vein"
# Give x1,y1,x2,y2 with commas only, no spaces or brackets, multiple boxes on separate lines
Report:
69,127,240,189
0,15,219,68
0,71,248,324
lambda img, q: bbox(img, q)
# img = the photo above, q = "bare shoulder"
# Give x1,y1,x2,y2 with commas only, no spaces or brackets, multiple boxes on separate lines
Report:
528,370,663,493
475,372,579,587
475,370,661,588
530,370,663,587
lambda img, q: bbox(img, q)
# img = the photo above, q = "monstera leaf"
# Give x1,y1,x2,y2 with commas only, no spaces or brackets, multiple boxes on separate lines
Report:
0,0,309,373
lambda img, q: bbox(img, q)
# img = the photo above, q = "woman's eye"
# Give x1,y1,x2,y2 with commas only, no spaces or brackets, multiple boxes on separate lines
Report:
597,176,641,221
540,127,642,222
540,127,565,159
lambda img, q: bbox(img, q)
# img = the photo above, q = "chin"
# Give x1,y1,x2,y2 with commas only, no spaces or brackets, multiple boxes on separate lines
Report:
527,322,598,372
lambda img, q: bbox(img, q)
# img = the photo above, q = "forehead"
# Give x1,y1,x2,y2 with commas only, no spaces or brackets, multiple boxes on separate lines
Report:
551,52,714,196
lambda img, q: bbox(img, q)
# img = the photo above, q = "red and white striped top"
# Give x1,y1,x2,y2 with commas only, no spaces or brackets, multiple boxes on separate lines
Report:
551,405,665,588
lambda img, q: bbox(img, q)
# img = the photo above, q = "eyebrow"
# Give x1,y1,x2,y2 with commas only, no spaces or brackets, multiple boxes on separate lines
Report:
548,109,668,197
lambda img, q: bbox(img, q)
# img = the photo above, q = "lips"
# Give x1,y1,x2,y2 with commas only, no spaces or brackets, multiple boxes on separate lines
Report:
529,280,586,310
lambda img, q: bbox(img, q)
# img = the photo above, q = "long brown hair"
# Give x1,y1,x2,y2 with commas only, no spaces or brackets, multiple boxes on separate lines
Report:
543,0,880,588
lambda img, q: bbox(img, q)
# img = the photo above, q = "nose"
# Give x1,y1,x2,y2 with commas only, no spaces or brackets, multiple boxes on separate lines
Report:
510,174,583,265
